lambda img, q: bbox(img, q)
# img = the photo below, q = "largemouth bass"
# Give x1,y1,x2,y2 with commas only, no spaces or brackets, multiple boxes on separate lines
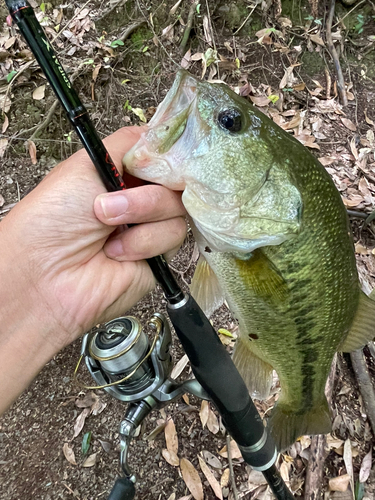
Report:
123,70,375,450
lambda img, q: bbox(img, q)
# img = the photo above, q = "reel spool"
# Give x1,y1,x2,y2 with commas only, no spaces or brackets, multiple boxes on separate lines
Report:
78,313,173,402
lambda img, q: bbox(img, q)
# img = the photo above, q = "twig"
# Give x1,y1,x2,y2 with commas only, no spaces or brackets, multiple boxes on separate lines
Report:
350,349,375,435
180,0,199,54
332,0,366,29
119,20,147,42
29,100,59,141
233,3,257,36
226,434,239,500
326,0,348,106
3,60,35,113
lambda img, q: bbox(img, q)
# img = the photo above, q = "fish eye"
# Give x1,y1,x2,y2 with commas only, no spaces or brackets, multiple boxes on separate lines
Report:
217,109,243,133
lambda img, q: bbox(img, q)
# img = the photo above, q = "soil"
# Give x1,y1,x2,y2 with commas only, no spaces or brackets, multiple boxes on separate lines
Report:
1,1,375,499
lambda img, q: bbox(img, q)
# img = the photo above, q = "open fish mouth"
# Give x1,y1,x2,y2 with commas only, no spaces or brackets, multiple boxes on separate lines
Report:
123,70,200,186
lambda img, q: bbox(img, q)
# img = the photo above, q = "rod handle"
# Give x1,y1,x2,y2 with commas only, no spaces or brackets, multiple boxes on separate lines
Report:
108,477,135,500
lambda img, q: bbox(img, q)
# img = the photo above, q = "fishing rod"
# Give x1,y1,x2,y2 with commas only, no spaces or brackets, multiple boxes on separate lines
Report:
6,2,294,499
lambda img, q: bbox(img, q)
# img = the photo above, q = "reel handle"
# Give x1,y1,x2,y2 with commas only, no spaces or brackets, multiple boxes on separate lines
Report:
108,477,135,500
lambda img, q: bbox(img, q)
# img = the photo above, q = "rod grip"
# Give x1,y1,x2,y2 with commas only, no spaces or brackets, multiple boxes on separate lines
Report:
167,294,277,470
108,477,135,500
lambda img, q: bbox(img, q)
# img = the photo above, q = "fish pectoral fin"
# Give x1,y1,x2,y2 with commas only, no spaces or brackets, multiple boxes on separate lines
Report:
339,290,375,353
269,397,331,451
190,254,225,317
232,336,273,400
235,249,289,305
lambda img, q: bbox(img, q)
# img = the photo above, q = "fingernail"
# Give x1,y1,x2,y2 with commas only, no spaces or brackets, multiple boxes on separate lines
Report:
98,193,129,219
105,238,124,258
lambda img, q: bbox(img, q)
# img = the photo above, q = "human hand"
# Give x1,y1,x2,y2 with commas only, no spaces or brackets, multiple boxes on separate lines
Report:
0,127,186,351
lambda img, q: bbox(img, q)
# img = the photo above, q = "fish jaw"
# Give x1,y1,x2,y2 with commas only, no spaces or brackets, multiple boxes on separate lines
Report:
123,70,204,190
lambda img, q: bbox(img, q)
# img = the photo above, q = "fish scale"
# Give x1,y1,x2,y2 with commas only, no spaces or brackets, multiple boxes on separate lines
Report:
123,70,375,450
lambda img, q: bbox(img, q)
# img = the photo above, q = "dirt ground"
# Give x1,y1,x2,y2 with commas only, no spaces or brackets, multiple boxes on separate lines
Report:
1,0,375,499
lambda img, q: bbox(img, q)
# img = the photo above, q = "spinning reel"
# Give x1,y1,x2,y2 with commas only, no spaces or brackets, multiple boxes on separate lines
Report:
77,313,209,488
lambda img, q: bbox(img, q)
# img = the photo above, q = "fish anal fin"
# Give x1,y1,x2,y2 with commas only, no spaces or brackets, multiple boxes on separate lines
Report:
340,291,375,353
232,336,273,400
190,254,225,317
269,398,331,451
235,249,288,305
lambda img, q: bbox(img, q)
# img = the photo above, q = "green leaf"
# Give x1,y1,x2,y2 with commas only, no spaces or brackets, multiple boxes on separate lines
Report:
83,59,95,65
268,94,279,104
82,431,92,456
123,99,132,111
355,480,365,500
142,46,149,53
196,3,201,14
110,39,125,48
40,2,46,12
235,57,240,69
132,107,147,122
121,79,130,84
6,70,17,83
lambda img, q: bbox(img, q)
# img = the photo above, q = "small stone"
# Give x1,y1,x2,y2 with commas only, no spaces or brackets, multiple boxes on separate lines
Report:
6,176,13,184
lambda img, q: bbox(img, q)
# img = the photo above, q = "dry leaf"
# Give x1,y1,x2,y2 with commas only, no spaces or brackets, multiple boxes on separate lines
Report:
319,156,337,166
329,474,351,492
167,494,176,500
170,0,182,15
98,439,111,453
180,458,204,500
343,439,354,492
364,109,374,126
279,462,290,483
203,15,212,46
201,450,222,469
248,469,268,486
82,452,98,467
0,138,8,158
198,455,223,500
220,468,230,488
27,140,37,165
182,394,190,405
181,49,191,69
146,421,167,441
92,64,101,82
310,33,325,46
63,442,77,465
75,392,98,408
33,85,45,100
73,407,91,439
218,440,242,459
162,448,180,466
207,406,220,435
359,448,372,483
199,400,209,429
2,113,9,133
165,419,178,455
171,354,189,379
340,117,356,131
249,95,270,107
341,195,363,208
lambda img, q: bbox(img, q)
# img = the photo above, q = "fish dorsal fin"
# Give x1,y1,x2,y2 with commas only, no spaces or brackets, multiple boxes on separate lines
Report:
190,254,225,317
235,249,288,305
340,290,375,352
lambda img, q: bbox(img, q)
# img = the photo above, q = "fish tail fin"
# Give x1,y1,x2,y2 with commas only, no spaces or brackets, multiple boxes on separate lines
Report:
232,336,273,400
340,290,375,352
269,398,331,451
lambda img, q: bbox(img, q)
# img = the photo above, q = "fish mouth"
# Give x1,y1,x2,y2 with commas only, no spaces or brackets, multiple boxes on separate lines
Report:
123,71,201,187
148,70,199,154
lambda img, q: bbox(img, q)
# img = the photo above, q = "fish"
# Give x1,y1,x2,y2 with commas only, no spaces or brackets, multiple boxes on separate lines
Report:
123,70,375,450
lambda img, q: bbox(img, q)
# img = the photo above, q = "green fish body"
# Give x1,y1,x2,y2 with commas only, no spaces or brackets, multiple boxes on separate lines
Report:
123,70,375,450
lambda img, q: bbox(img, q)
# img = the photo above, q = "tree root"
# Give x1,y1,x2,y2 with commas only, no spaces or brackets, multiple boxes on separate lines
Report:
350,348,375,436
326,0,348,106
29,100,59,141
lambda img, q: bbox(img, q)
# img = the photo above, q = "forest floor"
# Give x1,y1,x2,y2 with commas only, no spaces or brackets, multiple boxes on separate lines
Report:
1,0,375,499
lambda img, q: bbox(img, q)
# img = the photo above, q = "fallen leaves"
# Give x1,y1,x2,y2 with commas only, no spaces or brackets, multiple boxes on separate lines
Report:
162,418,179,467
63,443,77,466
198,455,222,500
180,458,204,500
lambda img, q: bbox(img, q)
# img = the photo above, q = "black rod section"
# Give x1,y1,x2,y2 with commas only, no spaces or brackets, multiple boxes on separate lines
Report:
6,0,183,303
